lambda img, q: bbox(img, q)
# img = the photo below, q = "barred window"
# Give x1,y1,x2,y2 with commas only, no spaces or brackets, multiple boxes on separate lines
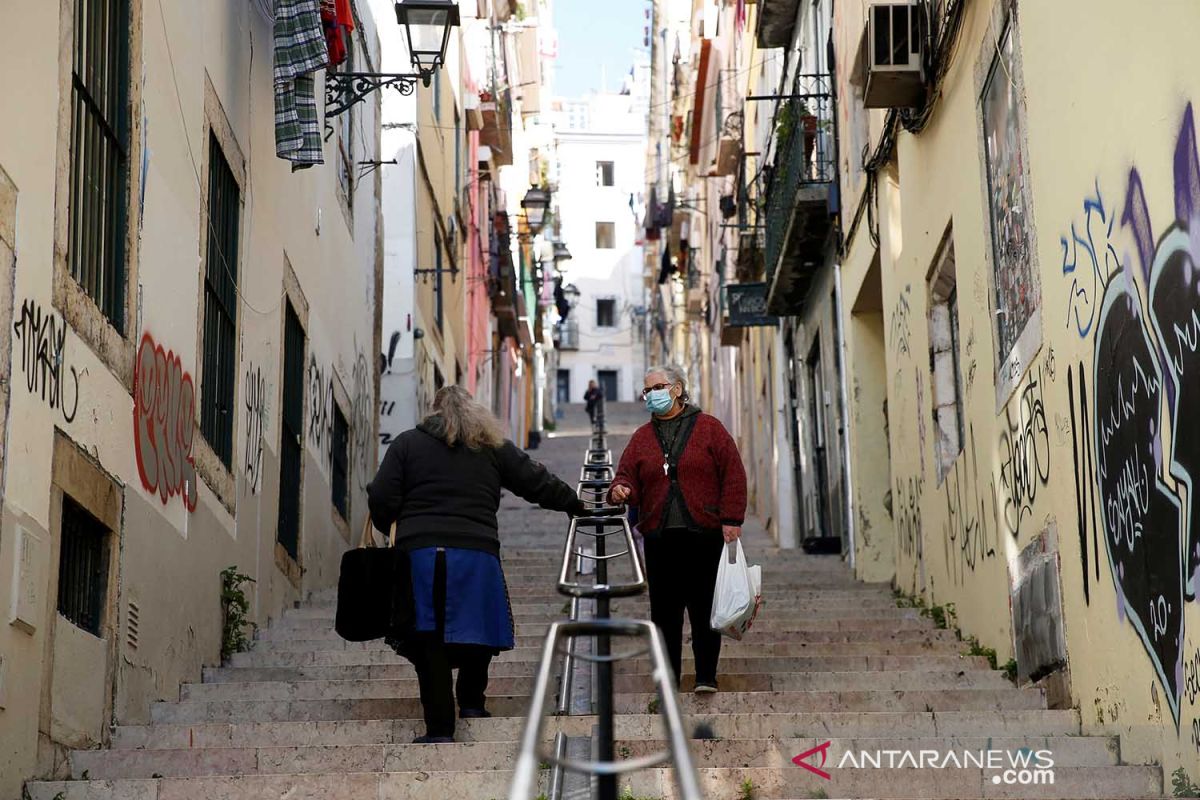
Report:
331,405,349,521
58,495,110,637
200,134,240,468
69,0,132,331
277,303,305,560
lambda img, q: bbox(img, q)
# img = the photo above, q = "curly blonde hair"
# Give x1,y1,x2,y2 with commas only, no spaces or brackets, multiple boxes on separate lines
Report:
423,385,506,450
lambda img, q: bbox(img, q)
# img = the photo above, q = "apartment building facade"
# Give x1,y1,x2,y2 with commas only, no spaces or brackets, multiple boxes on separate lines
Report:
0,0,382,790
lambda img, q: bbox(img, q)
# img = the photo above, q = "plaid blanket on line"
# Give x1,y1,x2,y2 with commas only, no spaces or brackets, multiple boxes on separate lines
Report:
274,0,327,169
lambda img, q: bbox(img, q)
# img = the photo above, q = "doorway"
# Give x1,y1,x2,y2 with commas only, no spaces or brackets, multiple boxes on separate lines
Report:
806,338,833,540
556,369,571,405
597,370,618,402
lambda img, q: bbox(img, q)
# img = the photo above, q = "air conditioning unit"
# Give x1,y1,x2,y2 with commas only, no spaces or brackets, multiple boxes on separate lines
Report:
863,3,925,108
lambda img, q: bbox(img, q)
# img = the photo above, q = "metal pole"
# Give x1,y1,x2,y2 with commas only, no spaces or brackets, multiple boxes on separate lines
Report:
594,524,616,800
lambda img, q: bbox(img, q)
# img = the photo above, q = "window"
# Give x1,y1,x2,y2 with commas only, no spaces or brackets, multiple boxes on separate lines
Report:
928,232,964,483
981,18,1038,368
433,69,441,122
200,134,241,468
69,0,132,332
595,222,615,249
454,112,462,201
596,298,616,327
331,404,349,521
58,495,110,636
434,233,444,331
277,303,305,561
596,161,615,187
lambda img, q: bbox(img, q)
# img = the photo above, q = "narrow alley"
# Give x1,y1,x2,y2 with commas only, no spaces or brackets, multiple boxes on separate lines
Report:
24,403,1163,798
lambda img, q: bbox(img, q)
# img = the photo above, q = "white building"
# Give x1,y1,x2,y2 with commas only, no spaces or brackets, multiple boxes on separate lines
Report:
552,70,649,409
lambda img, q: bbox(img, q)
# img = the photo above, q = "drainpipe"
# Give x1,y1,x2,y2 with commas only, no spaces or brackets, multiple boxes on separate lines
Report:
834,262,856,571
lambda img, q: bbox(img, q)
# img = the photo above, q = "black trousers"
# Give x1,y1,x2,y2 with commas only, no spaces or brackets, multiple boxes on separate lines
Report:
642,527,725,686
393,549,494,738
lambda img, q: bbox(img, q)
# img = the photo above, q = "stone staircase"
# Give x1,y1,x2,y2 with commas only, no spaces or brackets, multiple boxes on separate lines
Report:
27,545,1164,799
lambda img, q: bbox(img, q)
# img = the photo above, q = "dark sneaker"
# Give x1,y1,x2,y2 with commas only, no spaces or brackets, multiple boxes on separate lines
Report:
460,707,492,719
694,681,718,694
412,735,455,744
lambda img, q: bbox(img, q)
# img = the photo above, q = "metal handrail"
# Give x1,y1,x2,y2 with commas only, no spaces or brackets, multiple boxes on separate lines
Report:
509,619,703,800
581,466,614,481
557,516,646,599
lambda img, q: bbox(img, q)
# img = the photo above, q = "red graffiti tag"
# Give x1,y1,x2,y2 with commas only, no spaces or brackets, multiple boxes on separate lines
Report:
133,332,198,512
792,740,833,780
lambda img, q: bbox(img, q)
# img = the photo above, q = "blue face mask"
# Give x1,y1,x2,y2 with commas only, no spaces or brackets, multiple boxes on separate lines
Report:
644,388,674,414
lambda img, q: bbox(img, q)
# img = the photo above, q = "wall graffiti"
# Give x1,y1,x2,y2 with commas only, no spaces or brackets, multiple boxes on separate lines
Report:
307,356,334,471
350,350,373,488
889,283,913,357
1083,103,1200,727
133,332,198,512
12,298,81,423
894,475,923,562
1068,361,1100,607
915,367,927,478
943,424,999,586
243,364,268,495
997,362,1051,540
1060,182,1122,339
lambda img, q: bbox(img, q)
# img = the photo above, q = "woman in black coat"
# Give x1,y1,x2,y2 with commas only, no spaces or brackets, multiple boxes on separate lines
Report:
367,386,584,743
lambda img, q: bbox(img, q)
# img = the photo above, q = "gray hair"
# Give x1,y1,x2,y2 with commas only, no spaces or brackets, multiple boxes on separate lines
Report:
645,364,690,402
424,385,506,450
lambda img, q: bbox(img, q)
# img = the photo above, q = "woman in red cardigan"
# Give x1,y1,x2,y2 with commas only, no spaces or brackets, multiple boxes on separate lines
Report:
608,365,748,692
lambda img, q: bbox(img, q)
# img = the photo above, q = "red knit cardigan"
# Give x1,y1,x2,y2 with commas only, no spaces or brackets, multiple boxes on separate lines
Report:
607,411,748,532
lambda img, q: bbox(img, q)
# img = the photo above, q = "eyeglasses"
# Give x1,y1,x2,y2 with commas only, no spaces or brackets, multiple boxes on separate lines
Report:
641,382,671,398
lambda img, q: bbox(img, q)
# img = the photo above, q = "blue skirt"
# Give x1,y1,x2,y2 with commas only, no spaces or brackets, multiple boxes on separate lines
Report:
407,547,515,650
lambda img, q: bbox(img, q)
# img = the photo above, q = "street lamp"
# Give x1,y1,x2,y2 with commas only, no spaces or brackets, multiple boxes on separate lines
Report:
325,0,460,118
394,0,461,76
552,241,572,264
521,187,551,235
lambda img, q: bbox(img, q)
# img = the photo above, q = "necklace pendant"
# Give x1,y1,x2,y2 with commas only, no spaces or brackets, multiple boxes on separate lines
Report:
663,462,670,476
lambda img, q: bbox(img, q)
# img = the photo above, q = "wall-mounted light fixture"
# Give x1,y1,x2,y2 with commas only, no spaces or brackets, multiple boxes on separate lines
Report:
325,0,460,118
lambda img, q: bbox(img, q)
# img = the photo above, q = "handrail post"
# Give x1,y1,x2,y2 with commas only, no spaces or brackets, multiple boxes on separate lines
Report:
594,518,616,800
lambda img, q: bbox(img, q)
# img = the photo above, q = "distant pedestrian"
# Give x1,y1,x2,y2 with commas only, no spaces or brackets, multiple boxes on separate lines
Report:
368,386,587,743
583,380,603,424
607,366,747,693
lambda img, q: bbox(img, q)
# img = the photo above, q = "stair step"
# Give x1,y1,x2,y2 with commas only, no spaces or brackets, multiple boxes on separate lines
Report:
68,734,1121,780
150,694,535,724
29,764,1161,800
229,649,991,671
614,688,1046,714
199,667,1014,692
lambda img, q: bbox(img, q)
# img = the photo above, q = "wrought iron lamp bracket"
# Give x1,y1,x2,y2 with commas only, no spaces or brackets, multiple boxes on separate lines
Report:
324,71,429,120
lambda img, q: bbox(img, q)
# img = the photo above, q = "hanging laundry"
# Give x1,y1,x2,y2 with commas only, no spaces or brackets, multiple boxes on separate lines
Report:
644,185,660,241
322,0,356,67
274,0,327,170
657,243,674,285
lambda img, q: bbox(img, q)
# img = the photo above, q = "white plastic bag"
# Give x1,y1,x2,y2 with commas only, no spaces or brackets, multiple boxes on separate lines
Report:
710,540,764,640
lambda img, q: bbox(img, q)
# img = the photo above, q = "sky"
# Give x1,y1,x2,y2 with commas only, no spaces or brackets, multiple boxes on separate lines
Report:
553,0,646,98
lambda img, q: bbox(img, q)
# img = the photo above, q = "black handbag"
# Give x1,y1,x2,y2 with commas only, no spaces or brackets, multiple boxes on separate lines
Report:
335,517,413,642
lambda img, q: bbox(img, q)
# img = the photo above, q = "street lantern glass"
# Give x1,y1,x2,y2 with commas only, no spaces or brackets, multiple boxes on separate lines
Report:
394,0,460,73
521,187,551,235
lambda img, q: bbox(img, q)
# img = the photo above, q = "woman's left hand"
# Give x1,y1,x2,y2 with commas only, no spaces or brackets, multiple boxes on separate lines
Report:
722,525,741,543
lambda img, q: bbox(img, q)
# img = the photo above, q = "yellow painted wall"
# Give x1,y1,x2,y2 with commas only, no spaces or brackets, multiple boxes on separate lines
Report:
838,0,1200,776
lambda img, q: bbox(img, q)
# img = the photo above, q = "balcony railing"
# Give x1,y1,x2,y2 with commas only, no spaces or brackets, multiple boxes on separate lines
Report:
764,73,835,282
554,318,580,350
